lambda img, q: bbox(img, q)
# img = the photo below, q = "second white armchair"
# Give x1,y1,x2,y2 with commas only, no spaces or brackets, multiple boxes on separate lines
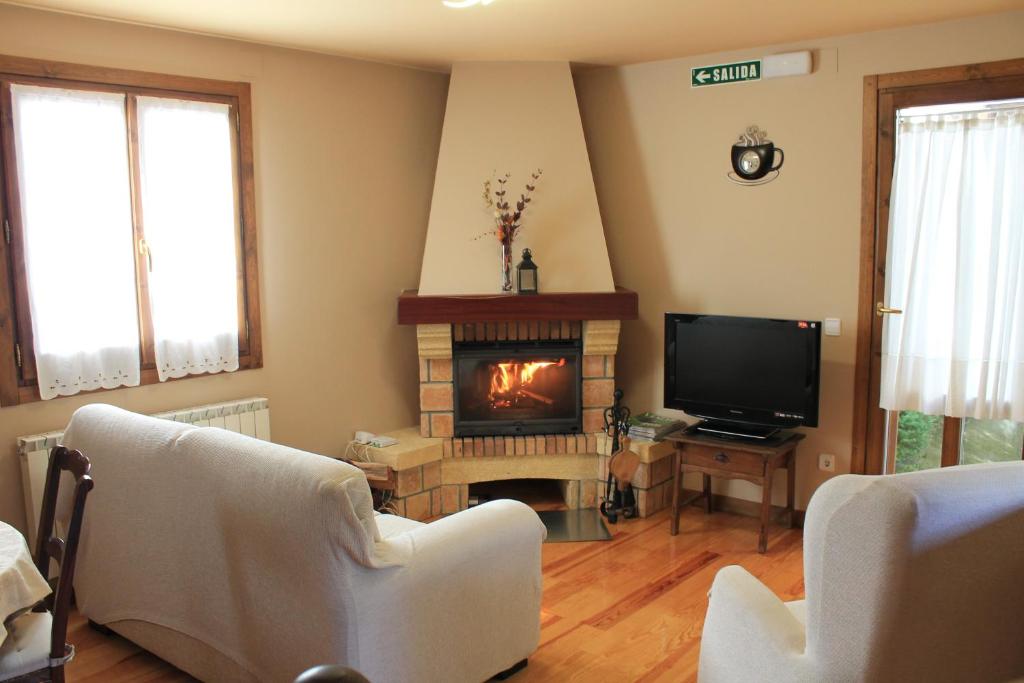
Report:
699,461,1024,683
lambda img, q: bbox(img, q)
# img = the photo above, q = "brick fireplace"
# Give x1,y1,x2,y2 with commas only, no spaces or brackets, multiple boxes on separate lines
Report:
413,316,622,516
359,288,676,521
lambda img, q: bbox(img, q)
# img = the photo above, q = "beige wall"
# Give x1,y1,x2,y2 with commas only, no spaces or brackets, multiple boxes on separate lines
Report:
419,62,614,295
575,11,1024,509
0,4,448,533
1,5,1020,532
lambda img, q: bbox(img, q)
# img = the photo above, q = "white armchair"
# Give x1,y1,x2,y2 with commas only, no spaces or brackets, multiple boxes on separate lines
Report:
60,404,546,683
699,461,1024,683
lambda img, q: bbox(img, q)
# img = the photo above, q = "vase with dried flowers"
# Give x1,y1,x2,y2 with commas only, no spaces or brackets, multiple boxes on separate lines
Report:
479,169,543,292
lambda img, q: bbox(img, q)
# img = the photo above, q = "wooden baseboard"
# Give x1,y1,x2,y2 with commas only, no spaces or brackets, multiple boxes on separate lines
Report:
681,488,805,528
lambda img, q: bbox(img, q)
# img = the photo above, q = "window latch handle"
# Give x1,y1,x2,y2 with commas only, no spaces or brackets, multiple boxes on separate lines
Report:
138,238,153,272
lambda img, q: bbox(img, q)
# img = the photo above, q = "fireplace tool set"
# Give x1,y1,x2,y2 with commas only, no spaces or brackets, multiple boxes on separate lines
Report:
600,389,641,523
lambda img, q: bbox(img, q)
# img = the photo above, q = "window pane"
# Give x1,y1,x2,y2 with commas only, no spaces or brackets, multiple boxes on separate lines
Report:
960,418,1024,465
894,410,944,472
136,96,239,380
11,85,140,399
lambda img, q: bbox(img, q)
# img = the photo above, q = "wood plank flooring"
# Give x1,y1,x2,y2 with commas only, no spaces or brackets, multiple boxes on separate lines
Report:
64,508,804,682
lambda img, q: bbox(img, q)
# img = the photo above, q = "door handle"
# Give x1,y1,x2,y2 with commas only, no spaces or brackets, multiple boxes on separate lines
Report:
713,452,729,464
876,302,903,317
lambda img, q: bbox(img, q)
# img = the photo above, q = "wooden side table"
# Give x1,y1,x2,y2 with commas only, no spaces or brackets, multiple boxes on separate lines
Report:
665,428,805,553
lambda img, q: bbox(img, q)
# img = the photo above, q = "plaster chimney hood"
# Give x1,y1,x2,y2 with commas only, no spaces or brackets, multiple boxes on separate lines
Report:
417,61,616,296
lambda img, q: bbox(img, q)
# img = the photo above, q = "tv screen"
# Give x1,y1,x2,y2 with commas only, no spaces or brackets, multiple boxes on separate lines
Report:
664,313,821,432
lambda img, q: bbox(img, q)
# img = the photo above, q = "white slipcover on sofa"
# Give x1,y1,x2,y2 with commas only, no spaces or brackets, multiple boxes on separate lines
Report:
699,461,1024,683
59,404,546,683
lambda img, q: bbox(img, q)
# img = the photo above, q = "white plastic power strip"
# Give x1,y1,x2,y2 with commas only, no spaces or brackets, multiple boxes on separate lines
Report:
354,431,398,448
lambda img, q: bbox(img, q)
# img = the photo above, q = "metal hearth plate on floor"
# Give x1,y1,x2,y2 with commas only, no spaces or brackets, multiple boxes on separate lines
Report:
536,509,612,543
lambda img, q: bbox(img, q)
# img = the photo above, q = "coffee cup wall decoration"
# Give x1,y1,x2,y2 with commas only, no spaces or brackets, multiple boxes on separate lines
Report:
728,125,784,186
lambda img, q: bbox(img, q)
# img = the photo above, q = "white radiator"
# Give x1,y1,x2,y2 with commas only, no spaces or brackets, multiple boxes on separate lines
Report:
17,397,270,547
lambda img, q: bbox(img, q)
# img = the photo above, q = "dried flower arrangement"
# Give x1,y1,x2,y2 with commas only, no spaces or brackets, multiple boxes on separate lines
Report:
478,169,543,291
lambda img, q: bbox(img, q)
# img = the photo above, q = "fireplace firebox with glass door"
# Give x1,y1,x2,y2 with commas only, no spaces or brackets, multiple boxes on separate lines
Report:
453,339,582,437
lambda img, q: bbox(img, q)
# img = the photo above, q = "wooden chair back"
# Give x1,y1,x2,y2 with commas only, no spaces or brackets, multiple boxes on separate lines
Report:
33,445,94,671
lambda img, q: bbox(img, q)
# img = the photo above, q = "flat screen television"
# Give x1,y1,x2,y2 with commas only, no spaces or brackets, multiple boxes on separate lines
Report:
664,313,821,439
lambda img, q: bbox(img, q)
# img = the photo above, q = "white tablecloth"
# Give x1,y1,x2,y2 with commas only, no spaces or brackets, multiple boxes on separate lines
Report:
0,522,51,644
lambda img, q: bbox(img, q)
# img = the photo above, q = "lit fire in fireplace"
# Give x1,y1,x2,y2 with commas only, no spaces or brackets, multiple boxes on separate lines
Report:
488,359,566,409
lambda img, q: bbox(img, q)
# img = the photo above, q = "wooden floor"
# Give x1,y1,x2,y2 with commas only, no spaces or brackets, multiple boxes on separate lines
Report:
64,507,804,683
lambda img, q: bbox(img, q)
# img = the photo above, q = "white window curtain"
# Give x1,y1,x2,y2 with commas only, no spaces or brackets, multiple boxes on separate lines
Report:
11,85,141,399
136,96,239,380
880,104,1024,422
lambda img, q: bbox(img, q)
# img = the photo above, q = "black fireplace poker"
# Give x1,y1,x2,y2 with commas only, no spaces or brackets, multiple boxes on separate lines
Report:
600,389,637,524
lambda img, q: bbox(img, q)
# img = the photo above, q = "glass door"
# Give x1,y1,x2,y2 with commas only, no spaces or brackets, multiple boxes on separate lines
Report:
873,90,1024,473
860,68,1024,475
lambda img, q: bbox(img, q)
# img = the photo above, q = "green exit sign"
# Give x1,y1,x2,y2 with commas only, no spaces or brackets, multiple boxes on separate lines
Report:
691,60,762,88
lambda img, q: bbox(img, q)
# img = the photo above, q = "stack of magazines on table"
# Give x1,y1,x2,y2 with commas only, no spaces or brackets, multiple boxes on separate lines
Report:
626,412,687,442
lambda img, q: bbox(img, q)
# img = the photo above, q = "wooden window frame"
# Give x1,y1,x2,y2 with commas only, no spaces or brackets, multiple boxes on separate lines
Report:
851,57,1024,474
0,55,262,407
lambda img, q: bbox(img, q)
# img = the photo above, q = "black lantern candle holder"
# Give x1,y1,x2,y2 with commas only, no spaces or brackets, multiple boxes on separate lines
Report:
516,248,538,295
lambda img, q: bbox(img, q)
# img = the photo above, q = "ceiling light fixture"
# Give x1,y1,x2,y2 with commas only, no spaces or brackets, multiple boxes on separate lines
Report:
442,0,495,8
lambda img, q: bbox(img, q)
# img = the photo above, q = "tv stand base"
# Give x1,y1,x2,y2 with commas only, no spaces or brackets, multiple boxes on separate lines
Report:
694,420,780,441
665,429,806,553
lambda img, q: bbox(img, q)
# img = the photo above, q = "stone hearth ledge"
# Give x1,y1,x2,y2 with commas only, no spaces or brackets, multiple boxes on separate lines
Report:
364,427,441,471
359,428,677,522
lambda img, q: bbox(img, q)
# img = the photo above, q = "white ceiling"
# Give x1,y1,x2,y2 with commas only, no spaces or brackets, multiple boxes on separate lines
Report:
4,0,1022,71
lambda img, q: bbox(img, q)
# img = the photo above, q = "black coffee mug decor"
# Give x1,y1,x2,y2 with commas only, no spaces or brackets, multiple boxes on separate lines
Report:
729,125,784,184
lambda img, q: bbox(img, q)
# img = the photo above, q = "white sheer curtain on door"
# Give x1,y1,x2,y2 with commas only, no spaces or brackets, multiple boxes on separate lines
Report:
881,104,1024,422
11,85,140,399
136,96,239,380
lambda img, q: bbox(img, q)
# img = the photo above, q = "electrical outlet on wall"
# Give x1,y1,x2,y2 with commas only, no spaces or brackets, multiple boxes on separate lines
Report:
818,453,836,472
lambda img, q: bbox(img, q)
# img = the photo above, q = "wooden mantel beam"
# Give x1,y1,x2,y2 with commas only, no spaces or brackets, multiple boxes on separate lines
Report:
397,286,638,325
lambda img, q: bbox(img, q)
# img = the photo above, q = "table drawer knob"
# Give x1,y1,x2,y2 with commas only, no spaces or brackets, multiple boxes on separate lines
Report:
713,452,729,463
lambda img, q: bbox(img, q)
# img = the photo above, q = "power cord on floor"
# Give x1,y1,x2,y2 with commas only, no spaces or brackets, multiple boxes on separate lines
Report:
342,439,395,513
343,439,373,463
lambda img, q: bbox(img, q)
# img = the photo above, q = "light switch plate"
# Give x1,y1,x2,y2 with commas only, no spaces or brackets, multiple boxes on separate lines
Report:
824,318,841,336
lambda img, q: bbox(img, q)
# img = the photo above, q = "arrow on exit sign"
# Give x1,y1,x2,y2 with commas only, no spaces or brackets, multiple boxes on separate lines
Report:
691,60,762,88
